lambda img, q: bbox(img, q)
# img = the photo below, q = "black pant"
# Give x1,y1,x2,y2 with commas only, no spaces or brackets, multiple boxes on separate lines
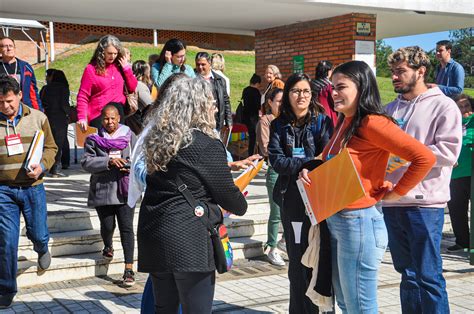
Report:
95,204,135,263
49,121,68,173
245,116,258,157
61,136,70,168
150,271,215,314
448,176,471,248
281,189,320,314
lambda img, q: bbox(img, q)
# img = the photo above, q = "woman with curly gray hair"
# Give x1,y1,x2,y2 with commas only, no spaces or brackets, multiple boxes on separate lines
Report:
77,35,137,131
137,77,247,314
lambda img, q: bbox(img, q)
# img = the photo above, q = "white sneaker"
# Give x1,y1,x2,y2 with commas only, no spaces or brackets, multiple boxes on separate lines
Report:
277,238,287,253
267,248,285,266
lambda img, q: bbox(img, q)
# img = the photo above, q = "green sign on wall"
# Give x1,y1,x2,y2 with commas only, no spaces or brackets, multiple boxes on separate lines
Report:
293,55,304,74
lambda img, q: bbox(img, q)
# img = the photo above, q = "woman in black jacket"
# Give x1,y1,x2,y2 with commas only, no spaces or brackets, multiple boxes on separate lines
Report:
268,73,333,313
138,76,247,314
40,69,70,177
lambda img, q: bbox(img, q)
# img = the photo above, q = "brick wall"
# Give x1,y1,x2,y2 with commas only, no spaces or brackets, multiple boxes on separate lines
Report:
3,22,255,64
255,13,376,81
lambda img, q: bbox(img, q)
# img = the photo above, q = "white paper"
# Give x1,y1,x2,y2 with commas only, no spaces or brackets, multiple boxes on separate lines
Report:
291,221,303,244
25,130,44,172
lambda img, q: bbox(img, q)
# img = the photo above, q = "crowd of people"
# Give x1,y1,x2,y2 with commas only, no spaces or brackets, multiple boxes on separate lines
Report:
0,33,472,314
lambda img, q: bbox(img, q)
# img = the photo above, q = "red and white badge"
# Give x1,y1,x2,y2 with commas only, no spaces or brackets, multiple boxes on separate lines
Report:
194,205,205,217
5,133,24,156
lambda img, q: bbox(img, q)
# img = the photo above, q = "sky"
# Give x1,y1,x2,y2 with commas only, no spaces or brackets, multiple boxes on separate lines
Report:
383,31,451,52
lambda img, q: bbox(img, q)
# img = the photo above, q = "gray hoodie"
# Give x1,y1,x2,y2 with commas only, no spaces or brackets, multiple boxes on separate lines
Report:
383,87,462,208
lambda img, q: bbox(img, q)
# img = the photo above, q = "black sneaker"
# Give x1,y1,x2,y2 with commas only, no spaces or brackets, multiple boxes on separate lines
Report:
102,247,114,260
123,269,135,287
0,294,14,309
38,251,51,270
447,244,466,252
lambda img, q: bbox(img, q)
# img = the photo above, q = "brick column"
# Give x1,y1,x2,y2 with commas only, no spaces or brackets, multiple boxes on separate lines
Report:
255,13,377,80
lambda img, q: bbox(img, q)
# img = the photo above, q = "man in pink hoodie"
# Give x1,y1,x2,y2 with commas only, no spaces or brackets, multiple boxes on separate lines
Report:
383,46,462,314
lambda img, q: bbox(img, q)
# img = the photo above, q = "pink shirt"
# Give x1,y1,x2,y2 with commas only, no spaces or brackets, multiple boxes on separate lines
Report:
77,63,137,122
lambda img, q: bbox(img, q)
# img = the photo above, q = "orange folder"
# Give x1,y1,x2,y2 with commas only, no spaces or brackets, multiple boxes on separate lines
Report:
296,148,365,225
75,124,98,148
233,159,264,192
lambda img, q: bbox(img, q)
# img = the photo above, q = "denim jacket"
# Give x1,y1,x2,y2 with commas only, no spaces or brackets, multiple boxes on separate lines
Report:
268,113,333,197
435,59,465,97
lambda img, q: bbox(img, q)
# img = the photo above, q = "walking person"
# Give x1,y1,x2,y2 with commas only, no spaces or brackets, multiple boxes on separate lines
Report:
81,104,137,286
0,75,57,309
77,35,137,130
137,77,247,314
256,87,286,266
268,73,333,313
447,94,473,252
242,73,262,156
40,69,70,177
300,60,436,314
383,46,462,314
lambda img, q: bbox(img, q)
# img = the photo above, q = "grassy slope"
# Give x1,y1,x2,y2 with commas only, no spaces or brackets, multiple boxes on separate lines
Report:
35,43,474,110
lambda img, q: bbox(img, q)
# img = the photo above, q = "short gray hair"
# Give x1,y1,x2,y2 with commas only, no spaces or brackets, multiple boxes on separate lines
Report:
143,77,218,173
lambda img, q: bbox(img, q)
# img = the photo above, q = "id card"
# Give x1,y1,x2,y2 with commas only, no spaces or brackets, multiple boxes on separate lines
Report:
5,133,24,156
292,147,306,159
109,150,121,159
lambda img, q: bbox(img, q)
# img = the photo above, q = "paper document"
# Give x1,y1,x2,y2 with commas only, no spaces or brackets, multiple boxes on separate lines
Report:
24,130,44,172
297,148,365,225
75,124,98,148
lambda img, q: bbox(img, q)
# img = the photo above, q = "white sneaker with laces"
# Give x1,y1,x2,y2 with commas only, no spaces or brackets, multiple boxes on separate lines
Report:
267,248,285,266
277,238,287,253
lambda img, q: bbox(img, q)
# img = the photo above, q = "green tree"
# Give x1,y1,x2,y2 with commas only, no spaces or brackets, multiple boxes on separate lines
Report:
449,27,473,74
376,40,393,77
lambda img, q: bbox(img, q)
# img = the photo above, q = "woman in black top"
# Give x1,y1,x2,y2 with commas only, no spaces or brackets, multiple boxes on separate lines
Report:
40,69,70,177
268,73,333,313
241,73,262,156
138,76,247,314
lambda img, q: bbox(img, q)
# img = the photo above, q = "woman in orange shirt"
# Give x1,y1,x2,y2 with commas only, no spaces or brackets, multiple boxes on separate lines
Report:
300,60,435,313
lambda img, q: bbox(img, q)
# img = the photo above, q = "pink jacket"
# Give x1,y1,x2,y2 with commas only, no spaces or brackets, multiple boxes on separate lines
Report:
77,63,137,122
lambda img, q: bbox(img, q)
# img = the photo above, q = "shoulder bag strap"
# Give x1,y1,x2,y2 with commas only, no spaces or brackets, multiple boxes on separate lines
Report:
175,175,214,232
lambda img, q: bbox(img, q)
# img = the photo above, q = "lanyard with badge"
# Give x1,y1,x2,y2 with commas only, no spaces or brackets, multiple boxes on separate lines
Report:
4,119,24,156
291,125,307,159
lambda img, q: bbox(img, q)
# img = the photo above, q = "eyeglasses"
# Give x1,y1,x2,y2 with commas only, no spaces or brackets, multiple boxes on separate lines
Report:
290,88,311,98
0,44,15,49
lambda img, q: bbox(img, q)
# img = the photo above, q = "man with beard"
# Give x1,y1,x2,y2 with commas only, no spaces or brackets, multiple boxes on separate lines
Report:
383,46,462,314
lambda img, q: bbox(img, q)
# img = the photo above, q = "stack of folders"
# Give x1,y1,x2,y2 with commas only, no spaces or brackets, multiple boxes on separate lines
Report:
24,130,44,172
297,148,365,225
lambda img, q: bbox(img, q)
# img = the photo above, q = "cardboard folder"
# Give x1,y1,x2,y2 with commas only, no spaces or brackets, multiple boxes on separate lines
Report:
234,159,264,192
296,148,365,225
75,124,98,148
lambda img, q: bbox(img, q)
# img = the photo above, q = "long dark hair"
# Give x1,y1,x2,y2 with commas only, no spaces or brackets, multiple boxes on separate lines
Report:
315,60,333,79
279,73,324,125
332,60,395,145
50,70,69,89
156,38,187,73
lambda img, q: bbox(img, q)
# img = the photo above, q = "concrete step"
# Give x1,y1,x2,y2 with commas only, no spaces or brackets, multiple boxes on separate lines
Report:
17,234,276,288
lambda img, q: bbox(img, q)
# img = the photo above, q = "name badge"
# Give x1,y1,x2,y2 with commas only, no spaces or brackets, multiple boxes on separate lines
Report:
5,133,24,156
109,150,121,159
292,147,306,159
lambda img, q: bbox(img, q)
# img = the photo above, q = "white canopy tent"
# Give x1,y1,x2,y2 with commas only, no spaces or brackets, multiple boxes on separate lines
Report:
0,18,50,68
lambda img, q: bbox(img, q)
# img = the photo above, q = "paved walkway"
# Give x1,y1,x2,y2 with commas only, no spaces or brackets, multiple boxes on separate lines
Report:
3,240,473,313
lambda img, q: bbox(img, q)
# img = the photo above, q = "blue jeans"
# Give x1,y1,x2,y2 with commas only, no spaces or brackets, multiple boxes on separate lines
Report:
383,206,449,314
327,205,388,314
0,184,49,297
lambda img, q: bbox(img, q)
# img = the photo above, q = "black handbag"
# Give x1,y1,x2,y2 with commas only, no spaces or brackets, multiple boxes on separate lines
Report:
176,176,233,274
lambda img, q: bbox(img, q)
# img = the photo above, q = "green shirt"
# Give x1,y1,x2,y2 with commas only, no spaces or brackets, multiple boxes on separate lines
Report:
452,114,474,179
